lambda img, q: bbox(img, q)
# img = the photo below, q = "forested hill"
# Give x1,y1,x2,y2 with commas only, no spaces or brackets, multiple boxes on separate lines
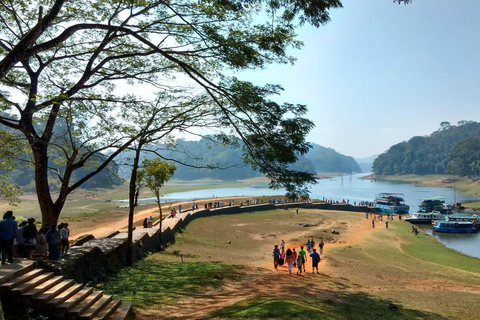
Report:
118,139,362,181
292,144,361,174
373,121,480,176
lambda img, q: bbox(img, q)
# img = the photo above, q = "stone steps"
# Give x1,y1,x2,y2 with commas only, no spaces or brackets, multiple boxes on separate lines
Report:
0,263,132,320
23,275,65,299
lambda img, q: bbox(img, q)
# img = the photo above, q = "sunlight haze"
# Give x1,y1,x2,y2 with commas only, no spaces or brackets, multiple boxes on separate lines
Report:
239,0,480,158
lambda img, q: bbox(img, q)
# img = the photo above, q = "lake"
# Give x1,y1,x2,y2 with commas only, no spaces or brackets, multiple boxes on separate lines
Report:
131,173,480,258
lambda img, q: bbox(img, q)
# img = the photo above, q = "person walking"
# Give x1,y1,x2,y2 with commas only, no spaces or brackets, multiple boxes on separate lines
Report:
372,220,375,228
319,240,324,254
310,248,321,274
292,248,298,264
23,218,38,258
311,238,315,250
0,211,18,265
46,225,61,261
306,239,311,252
296,254,303,275
385,221,389,229
272,244,280,270
279,250,285,267
285,248,295,274
37,228,48,260
298,246,307,272
280,239,285,252
60,223,70,256
15,220,27,258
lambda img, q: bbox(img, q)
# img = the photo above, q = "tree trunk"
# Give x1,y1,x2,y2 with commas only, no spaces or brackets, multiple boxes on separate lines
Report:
156,195,163,247
126,143,143,266
31,140,57,226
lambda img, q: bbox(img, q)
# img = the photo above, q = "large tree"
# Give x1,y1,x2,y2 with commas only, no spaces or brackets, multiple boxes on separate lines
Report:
0,0,348,225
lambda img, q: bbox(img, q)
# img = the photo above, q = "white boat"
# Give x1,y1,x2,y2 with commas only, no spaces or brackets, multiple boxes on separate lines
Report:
405,210,447,224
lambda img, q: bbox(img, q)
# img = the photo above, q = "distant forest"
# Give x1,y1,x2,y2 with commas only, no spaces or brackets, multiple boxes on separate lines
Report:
2,136,361,191
373,121,480,176
117,138,362,181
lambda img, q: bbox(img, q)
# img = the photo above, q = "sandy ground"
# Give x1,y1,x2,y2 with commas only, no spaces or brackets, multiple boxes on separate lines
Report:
70,196,275,239
134,214,377,319
71,207,161,239
74,203,480,319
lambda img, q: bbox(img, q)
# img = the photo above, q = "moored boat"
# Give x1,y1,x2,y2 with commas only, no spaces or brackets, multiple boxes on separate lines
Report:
418,197,453,214
405,210,447,224
374,193,409,214
432,220,478,233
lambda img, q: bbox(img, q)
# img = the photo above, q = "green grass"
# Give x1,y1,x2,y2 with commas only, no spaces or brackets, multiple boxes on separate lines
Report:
98,254,242,310
396,221,480,277
97,209,480,319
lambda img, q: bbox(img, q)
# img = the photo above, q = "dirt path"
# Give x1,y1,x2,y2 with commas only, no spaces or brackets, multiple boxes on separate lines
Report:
71,196,262,239
71,207,161,239
136,214,377,319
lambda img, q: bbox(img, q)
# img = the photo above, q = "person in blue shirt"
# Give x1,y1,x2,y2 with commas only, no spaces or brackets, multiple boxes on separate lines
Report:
0,211,18,264
272,244,280,270
310,248,321,274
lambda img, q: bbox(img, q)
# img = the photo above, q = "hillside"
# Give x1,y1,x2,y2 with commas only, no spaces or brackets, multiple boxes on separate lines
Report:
117,139,362,181
373,121,480,176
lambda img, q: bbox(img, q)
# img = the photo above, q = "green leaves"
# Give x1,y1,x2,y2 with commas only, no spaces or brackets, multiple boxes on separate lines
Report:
137,158,177,193
0,0,344,221
448,137,480,177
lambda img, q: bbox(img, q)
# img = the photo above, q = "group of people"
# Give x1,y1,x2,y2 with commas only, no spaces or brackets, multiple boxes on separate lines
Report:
143,216,154,228
272,238,325,275
411,225,419,236
0,211,70,265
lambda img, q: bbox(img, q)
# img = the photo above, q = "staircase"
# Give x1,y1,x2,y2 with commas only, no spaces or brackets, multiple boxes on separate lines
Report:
0,261,132,320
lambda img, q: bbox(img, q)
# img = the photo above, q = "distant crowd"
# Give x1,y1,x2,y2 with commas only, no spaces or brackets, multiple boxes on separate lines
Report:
0,211,70,265
272,238,325,275
322,197,374,207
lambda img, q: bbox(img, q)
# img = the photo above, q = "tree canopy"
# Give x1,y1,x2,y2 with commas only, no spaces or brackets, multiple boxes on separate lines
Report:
373,121,480,176
0,0,345,224
447,137,480,178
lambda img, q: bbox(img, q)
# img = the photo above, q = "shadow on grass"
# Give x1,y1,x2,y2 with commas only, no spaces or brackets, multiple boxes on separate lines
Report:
208,291,450,320
98,256,244,310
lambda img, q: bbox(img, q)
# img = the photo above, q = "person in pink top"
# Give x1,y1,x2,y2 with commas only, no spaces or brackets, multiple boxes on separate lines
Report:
285,248,295,274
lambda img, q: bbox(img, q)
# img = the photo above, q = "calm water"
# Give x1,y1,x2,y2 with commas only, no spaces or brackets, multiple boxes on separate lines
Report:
130,173,480,258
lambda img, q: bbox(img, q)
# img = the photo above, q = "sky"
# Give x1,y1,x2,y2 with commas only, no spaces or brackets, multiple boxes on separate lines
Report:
238,0,480,159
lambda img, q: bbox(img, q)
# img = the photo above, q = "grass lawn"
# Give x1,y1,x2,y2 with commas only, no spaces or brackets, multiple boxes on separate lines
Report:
99,208,480,319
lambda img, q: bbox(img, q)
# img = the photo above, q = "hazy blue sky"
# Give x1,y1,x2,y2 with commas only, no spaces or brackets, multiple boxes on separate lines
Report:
239,0,480,159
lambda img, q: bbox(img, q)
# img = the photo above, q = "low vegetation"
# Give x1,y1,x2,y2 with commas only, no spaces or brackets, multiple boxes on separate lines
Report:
98,255,243,310
98,208,480,319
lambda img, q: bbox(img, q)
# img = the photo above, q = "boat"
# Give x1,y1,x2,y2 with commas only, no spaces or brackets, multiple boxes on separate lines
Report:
447,213,480,222
374,193,409,214
418,197,453,214
432,220,478,233
405,210,447,224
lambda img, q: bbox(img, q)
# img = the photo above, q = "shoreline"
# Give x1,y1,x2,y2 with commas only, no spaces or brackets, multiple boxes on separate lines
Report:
361,173,480,209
